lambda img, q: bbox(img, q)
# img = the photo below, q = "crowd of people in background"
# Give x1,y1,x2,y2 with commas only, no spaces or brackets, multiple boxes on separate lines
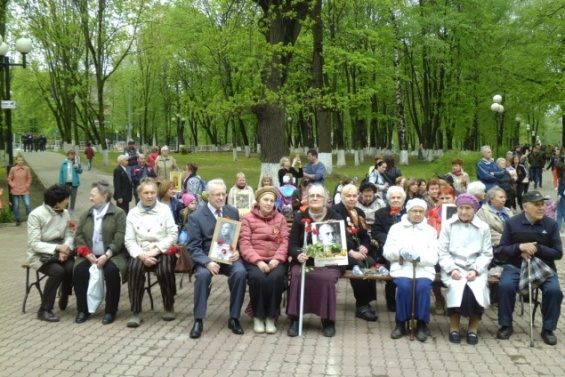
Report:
16,141,563,348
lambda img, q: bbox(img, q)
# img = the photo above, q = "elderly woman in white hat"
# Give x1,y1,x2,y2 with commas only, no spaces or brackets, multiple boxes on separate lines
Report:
438,193,493,345
383,198,438,342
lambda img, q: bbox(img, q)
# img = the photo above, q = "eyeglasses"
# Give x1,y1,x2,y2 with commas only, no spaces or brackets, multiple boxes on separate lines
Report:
308,194,324,199
210,193,227,198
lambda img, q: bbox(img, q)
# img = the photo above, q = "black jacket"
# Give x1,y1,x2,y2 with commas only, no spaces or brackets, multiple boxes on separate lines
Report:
113,165,133,202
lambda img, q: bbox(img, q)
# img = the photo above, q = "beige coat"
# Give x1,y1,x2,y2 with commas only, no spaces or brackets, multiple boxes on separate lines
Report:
476,204,513,247
438,215,493,309
27,204,74,270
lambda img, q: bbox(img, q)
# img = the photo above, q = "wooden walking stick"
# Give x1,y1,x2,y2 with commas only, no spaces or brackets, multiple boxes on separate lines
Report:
528,258,534,347
410,259,418,341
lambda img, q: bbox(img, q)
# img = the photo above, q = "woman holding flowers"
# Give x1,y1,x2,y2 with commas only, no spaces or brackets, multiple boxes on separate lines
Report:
27,184,74,322
286,184,346,338
73,181,128,325
333,184,377,322
371,186,407,312
125,178,179,328
240,186,289,334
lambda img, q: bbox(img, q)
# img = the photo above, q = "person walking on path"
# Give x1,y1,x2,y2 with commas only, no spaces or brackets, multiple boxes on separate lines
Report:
8,155,32,226
58,150,83,214
84,142,95,171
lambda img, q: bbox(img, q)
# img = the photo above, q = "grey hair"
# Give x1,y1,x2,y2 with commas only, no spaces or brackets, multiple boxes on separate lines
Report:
480,145,491,155
486,186,505,201
206,178,227,194
467,181,486,196
386,185,406,201
91,180,113,202
341,183,358,197
307,183,327,199
496,157,507,165
117,154,128,163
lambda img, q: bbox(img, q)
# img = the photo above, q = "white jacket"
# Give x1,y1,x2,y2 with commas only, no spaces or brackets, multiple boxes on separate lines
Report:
125,201,178,258
438,215,493,309
383,214,438,280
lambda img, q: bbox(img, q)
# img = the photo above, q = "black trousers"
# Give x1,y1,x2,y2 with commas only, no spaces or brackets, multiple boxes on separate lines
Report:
74,259,121,314
116,200,130,216
348,257,377,307
245,262,287,318
38,259,74,311
128,255,176,313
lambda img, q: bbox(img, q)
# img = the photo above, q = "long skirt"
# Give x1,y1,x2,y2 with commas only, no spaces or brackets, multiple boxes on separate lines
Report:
286,264,342,322
394,277,432,323
446,285,484,319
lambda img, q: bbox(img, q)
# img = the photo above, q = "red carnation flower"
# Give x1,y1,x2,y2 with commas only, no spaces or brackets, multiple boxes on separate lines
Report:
217,240,225,246
165,245,180,255
77,245,92,257
390,207,400,216
67,221,76,233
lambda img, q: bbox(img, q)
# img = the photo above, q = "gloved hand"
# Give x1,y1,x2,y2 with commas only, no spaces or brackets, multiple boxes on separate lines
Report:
400,249,412,261
409,250,420,261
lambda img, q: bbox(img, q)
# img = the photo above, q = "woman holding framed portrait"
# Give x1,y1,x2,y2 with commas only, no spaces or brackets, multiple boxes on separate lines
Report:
286,184,347,338
240,186,289,334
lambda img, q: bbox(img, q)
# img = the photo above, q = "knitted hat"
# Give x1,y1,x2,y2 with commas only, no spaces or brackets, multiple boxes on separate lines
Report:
182,193,196,207
255,186,279,202
405,198,427,212
455,193,480,212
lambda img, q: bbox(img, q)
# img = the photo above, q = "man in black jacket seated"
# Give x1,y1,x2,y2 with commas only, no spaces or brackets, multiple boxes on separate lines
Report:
496,191,563,345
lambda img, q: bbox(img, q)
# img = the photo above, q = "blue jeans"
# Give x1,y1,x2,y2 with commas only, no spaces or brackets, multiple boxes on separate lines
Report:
557,196,565,232
12,194,31,222
87,158,92,170
498,264,563,330
530,167,542,188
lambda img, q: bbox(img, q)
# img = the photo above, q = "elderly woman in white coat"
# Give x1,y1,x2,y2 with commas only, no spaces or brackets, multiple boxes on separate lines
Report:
384,198,438,342
438,193,493,346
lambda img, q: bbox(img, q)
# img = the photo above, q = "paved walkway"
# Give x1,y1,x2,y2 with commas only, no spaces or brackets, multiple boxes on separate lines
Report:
1,152,565,376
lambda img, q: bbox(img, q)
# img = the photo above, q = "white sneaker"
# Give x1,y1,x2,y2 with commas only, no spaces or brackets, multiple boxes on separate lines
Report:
253,317,265,333
265,317,277,334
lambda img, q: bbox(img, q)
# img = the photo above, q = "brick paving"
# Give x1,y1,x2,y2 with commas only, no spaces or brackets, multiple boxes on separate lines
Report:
1,151,565,376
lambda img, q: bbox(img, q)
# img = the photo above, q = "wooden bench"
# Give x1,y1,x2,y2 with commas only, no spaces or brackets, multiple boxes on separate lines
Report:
21,264,47,313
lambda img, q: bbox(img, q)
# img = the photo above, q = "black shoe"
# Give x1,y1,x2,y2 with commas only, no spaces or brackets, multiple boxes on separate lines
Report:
467,332,479,345
391,321,406,339
356,305,377,322
59,292,69,311
16,221,21,226
37,310,60,322
449,331,461,344
321,319,336,337
287,319,299,337
497,325,513,340
416,320,427,342
102,313,115,325
541,329,557,346
190,320,203,339
75,312,90,324
228,318,244,335
386,301,396,313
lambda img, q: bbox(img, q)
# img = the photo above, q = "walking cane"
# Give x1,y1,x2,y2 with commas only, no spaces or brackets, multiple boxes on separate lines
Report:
527,258,534,347
410,259,419,341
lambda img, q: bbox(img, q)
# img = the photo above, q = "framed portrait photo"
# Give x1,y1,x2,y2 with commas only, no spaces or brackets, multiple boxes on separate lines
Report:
441,203,457,226
170,171,182,192
311,220,348,267
234,191,252,215
208,218,241,265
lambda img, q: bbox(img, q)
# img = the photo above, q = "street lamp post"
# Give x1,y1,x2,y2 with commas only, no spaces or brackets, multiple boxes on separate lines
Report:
490,94,504,158
0,36,32,167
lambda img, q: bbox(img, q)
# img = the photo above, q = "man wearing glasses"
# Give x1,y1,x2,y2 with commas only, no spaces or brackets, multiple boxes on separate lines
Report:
496,191,563,345
185,179,246,339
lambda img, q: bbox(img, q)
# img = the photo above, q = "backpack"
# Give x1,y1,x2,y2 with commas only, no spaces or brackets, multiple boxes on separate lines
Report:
184,175,206,194
278,186,295,218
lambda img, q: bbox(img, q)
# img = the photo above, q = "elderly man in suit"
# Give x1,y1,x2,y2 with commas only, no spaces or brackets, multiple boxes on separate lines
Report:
186,178,247,339
113,155,133,215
